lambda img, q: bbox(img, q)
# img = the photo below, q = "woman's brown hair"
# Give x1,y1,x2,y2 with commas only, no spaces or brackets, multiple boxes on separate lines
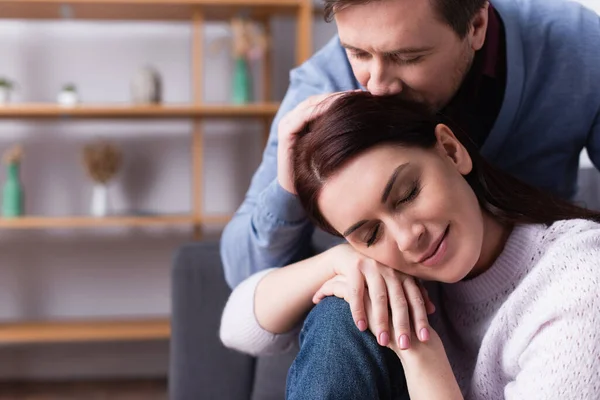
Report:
291,92,600,237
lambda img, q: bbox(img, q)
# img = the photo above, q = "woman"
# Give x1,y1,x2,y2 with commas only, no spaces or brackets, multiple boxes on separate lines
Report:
220,92,600,399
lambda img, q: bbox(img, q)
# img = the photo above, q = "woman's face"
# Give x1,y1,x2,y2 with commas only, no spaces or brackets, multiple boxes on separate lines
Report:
318,124,493,283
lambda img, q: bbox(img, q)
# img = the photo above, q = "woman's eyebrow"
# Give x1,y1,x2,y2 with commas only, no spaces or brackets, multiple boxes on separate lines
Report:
343,220,368,237
381,163,409,204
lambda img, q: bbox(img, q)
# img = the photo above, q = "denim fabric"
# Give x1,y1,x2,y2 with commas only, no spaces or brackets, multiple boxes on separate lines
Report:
286,297,410,400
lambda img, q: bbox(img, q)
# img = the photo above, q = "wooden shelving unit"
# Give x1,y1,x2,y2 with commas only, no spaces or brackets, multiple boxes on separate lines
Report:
0,214,231,229
0,0,305,21
0,103,281,119
0,0,313,345
0,318,170,345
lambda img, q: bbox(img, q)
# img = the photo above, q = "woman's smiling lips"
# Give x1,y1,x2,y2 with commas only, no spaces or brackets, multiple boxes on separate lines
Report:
418,225,450,267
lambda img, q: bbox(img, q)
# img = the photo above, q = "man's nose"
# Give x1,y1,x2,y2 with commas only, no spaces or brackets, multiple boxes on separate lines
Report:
367,60,403,95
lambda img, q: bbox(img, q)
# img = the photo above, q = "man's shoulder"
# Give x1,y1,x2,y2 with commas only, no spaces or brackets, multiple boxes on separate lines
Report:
500,0,600,51
290,35,359,92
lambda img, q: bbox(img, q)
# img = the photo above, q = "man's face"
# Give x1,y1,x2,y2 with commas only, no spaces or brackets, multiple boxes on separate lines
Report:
335,0,488,110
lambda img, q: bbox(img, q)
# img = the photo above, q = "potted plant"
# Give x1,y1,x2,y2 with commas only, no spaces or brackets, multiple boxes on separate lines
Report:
211,17,268,104
0,78,16,104
82,140,122,217
57,83,80,106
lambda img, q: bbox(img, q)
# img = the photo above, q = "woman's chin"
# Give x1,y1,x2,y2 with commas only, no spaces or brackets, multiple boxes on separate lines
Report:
432,262,474,283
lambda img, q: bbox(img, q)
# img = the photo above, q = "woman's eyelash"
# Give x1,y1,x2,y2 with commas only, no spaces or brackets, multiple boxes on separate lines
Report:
396,180,421,207
366,225,380,247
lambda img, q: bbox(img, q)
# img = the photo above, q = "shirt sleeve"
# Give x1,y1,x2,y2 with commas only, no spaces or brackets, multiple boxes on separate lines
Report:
219,268,301,357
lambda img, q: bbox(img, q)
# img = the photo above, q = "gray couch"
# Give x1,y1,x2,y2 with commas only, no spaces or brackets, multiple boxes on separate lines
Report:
169,241,299,400
168,168,600,400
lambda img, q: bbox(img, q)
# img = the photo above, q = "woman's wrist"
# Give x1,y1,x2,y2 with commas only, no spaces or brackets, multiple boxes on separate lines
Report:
395,328,445,364
395,330,463,400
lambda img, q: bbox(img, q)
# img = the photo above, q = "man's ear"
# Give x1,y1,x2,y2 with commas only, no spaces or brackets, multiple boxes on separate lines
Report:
468,2,489,51
434,124,473,175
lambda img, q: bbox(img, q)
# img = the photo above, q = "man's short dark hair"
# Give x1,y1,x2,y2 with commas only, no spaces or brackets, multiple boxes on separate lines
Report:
323,0,487,38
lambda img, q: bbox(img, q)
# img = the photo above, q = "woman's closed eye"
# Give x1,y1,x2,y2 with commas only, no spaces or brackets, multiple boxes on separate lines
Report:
363,180,422,247
365,224,381,247
394,179,421,209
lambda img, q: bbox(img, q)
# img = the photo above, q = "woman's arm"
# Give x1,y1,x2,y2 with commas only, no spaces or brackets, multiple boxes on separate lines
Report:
221,244,433,356
395,330,463,400
219,249,335,356
254,248,335,334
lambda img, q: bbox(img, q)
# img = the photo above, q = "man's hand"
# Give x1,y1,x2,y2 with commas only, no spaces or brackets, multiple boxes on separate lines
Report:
314,244,436,350
276,92,351,194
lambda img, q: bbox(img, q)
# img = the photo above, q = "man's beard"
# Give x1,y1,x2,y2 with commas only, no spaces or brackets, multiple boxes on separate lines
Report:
435,45,476,111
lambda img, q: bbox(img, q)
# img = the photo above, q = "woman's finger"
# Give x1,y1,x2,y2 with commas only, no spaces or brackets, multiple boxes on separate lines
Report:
312,275,346,304
418,283,436,315
364,268,391,347
346,269,368,332
384,276,412,350
403,278,431,343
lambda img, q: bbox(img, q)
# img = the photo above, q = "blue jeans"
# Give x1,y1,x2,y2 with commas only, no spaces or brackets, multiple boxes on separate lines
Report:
286,297,410,400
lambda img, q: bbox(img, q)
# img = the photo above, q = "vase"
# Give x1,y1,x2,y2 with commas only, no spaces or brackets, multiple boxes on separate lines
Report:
57,90,79,107
91,183,108,217
232,57,252,104
131,66,162,104
2,162,24,218
0,87,11,105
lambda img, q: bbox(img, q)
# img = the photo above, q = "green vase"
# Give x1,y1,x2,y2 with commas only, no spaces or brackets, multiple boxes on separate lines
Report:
232,57,252,104
2,162,24,218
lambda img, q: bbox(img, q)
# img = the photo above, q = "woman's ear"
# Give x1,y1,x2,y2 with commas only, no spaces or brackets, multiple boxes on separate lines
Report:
434,124,473,175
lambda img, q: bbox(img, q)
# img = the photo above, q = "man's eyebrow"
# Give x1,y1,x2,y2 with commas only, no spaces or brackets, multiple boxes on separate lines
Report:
340,42,433,55
342,163,410,238
381,163,409,204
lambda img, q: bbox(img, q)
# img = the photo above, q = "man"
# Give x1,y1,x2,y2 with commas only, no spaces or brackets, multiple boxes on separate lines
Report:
221,0,600,397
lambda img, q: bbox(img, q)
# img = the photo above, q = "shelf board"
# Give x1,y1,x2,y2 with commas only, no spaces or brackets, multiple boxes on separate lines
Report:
0,214,231,229
0,318,170,345
0,0,305,21
0,103,280,119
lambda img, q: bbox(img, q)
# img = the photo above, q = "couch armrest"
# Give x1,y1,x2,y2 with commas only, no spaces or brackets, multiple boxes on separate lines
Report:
169,241,254,400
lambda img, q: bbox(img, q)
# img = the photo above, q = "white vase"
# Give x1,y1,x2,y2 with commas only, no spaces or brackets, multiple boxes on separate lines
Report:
57,90,79,107
0,87,11,104
131,66,162,104
91,184,108,217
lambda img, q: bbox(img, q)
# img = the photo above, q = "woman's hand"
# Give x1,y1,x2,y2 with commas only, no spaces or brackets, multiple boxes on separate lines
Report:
315,244,436,350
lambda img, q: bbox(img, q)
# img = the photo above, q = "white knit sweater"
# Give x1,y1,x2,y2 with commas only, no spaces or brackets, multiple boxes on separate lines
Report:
220,219,600,399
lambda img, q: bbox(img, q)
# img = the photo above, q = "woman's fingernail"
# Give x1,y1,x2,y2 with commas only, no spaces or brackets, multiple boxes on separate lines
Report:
420,328,430,342
357,320,367,331
399,334,410,350
379,331,389,346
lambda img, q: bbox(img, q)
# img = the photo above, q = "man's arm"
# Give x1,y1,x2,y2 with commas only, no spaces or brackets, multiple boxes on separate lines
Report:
220,37,358,289
586,110,600,173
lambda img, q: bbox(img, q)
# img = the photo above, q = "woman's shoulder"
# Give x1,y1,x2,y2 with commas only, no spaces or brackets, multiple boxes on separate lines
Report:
523,218,600,298
519,218,600,251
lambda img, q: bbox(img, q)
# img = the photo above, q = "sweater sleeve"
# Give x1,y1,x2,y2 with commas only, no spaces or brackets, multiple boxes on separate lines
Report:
219,268,301,357
504,230,600,400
